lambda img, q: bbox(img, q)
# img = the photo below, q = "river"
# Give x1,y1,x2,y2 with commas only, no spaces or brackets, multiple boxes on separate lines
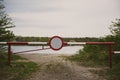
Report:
11,46,83,54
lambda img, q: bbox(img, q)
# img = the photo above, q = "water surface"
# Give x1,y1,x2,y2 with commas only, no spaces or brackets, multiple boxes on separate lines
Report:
11,46,83,54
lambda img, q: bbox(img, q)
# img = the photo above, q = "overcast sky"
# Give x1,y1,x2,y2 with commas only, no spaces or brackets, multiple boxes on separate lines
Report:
4,0,120,37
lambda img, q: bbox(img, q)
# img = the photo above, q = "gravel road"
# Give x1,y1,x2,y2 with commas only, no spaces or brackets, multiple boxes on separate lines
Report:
18,54,105,80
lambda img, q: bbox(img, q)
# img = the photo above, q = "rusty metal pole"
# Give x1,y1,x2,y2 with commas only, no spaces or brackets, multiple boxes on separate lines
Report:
8,44,11,65
109,44,112,69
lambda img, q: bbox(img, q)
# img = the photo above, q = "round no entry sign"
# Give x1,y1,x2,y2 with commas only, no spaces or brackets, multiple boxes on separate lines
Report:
49,36,64,51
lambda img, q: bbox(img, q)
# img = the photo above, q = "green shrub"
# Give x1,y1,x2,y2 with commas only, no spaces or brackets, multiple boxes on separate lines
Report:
0,53,38,80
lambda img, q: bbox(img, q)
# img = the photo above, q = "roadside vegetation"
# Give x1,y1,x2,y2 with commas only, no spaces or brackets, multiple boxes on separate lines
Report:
67,19,120,80
0,1,38,80
0,53,38,80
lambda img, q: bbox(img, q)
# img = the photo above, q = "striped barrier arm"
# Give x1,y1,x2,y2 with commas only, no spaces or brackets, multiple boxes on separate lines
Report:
0,42,48,45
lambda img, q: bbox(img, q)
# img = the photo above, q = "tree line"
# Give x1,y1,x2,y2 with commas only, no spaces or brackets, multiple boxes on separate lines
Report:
14,36,99,42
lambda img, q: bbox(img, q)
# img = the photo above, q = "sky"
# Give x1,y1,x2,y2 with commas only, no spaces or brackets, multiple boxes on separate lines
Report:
4,0,120,37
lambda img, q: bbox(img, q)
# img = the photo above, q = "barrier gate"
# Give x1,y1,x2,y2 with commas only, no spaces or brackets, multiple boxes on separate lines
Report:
0,36,118,69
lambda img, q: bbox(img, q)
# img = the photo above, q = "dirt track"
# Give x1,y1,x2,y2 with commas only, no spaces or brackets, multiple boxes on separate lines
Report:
19,54,105,80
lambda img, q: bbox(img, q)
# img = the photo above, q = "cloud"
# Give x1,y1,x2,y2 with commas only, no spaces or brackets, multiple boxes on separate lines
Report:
5,0,120,37
5,0,63,13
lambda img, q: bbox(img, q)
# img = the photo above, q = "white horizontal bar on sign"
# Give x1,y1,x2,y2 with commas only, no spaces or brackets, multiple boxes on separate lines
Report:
0,42,7,44
28,42,48,45
114,51,120,54
67,42,86,45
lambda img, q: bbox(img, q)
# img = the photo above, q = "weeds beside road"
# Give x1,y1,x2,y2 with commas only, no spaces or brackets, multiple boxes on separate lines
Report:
0,53,38,80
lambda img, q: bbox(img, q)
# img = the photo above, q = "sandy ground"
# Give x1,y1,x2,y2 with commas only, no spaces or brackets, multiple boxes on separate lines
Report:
18,53,105,80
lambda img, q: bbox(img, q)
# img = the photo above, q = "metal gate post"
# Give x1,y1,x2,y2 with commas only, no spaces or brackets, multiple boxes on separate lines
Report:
8,44,11,65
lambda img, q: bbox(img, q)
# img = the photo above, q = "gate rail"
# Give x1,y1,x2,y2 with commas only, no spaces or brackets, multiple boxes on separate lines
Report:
0,36,117,69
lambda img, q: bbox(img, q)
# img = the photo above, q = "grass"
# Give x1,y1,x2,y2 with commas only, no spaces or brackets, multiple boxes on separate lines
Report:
0,53,38,80
66,47,120,80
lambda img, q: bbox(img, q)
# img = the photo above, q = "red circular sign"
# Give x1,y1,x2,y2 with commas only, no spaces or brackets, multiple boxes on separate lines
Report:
49,36,64,51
